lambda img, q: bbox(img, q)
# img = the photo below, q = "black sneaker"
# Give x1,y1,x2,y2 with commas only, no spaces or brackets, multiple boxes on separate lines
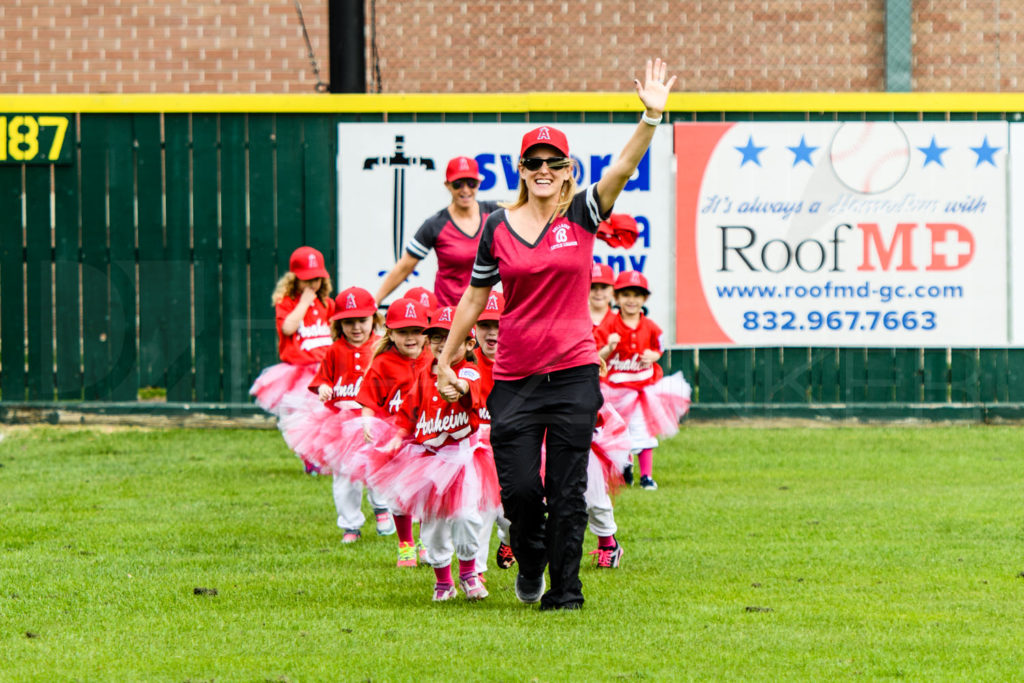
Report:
639,475,658,490
622,463,634,486
496,542,516,569
514,572,545,604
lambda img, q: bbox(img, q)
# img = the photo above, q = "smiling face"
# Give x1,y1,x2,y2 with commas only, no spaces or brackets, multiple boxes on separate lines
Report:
473,320,499,358
520,144,573,201
446,177,479,210
615,288,648,316
589,283,614,311
340,316,373,345
390,326,426,358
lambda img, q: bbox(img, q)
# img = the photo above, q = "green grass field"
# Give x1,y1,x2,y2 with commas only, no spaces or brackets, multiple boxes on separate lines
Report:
2,424,1023,682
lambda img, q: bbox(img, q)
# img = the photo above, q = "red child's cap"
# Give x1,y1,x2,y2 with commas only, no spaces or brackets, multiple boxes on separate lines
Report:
385,297,430,329
425,305,457,333
330,287,377,321
477,291,505,322
590,262,615,286
596,214,639,249
520,125,570,158
289,246,329,280
614,270,650,294
445,156,480,183
403,286,438,311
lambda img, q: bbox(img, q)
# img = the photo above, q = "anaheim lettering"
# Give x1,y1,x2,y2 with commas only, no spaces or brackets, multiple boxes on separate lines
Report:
415,408,470,439
333,376,363,399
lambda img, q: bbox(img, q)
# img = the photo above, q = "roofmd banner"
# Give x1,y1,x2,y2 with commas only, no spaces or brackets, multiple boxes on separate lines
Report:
338,123,676,339
674,121,1008,347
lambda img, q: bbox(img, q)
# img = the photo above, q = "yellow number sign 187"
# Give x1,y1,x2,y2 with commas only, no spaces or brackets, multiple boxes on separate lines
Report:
0,114,72,164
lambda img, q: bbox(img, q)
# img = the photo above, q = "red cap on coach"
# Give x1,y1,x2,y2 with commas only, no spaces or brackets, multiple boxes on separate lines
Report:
425,305,457,333
385,298,430,330
330,287,376,321
289,246,329,280
590,262,615,286
614,270,650,294
520,125,570,158
403,286,438,311
477,291,505,322
445,156,480,183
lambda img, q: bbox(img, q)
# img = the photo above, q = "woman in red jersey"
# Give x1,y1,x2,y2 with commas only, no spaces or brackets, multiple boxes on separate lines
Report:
436,58,677,610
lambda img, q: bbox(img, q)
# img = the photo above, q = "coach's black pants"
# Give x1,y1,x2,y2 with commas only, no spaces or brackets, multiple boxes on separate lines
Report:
487,364,602,609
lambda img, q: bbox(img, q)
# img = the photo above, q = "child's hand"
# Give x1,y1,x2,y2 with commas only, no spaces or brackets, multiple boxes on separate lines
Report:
640,349,661,367
362,420,373,443
435,364,459,403
299,286,318,306
606,333,620,352
383,434,403,454
317,384,333,402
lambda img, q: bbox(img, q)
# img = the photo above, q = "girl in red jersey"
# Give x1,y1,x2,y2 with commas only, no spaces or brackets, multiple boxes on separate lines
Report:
595,270,691,491
369,306,501,601
376,157,501,307
278,287,396,543
438,58,677,610
589,262,617,328
249,246,335,472
322,297,432,567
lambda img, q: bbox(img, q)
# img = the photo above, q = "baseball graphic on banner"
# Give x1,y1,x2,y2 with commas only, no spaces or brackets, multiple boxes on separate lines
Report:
829,122,910,194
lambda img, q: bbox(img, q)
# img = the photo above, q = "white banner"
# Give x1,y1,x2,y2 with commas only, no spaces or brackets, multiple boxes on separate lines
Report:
674,121,1008,347
338,123,676,341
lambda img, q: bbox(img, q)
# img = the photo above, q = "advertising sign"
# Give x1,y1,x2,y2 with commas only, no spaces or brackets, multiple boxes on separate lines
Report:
338,123,676,340
674,121,1008,347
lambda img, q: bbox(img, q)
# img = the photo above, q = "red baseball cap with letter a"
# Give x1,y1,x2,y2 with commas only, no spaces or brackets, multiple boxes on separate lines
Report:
614,270,650,294
425,305,457,333
403,286,438,311
477,291,505,322
445,156,480,183
385,297,430,330
520,125,570,158
330,286,377,321
289,246,329,280
590,262,615,286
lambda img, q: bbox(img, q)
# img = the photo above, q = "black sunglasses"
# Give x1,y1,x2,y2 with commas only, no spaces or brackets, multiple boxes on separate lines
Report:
451,178,479,189
520,156,571,171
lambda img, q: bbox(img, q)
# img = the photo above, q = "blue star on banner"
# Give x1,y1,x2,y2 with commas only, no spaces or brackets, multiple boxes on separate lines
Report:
969,136,1000,167
917,136,949,167
735,136,766,166
786,135,818,167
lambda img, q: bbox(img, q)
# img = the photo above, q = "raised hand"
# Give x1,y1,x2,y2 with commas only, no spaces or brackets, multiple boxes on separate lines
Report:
633,58,677,117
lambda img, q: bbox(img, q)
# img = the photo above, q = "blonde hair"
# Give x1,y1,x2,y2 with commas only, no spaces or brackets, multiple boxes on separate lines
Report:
499,159,578,218
271,271,333,307
332,311,385,341
371,329,398,360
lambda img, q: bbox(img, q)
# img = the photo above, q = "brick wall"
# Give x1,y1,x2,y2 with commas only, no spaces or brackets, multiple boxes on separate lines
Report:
0,0,1018,94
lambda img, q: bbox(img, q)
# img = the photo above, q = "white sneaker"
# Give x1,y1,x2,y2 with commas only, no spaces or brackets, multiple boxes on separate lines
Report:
459,573,489,600
374,510,396,536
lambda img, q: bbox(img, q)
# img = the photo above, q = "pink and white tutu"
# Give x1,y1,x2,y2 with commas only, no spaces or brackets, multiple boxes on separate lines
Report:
277,397,361,475
319,415,398,484
601,371,692,440
368,433,502,521
587,403,631,500
249,362,318,417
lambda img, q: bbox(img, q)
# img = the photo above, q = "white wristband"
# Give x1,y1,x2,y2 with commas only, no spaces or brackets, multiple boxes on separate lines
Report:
641,111,663,126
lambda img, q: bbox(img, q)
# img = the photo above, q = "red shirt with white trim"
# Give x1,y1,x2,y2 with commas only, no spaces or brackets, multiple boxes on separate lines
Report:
594,312,664,390
470,185,610,380
396,359,482,448
308,334,380,411
473,346,496,424
356,346,433,418
275,295,335,365
406,200,501,306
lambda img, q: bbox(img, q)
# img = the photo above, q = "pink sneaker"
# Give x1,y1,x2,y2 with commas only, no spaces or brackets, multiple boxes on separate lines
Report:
341,529,361,544
459,573,489,600
396,541,417,568
432,583,457,602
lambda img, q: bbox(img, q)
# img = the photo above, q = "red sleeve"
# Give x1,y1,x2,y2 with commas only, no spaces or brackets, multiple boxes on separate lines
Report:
356,363,388,412
455,363,483,412
647,319,664,352
275,296,297,329
309,347,337,394
594,315,616,347
395,374,421,433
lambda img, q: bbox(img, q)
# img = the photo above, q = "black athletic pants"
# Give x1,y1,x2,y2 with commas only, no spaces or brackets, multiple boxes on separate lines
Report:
487,363,602,609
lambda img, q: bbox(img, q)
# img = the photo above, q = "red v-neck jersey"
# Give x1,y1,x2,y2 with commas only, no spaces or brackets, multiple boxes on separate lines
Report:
470,184,611,381
406,200,501,306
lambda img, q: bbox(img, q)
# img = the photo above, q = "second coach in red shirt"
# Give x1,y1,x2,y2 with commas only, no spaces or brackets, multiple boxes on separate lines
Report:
437,58,677,610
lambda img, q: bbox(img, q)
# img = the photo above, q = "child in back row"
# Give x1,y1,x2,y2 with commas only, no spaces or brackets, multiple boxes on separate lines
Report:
595,270,691,491
368,305,501,601
278,287,394,542
250,246,335,473
322,297,432,567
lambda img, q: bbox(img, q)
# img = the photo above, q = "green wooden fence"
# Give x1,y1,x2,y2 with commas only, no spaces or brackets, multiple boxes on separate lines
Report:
1,97,1022,420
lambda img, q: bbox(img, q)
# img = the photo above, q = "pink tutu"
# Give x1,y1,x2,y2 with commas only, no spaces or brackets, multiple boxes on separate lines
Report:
277,398,360,475
320,415,398,484
601,371,692,440
368,433,501,521
249,362,318,417
589,403,631,497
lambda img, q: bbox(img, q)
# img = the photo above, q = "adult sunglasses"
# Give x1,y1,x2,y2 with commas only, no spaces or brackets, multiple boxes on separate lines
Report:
520,156,572,171
451,178,479,189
